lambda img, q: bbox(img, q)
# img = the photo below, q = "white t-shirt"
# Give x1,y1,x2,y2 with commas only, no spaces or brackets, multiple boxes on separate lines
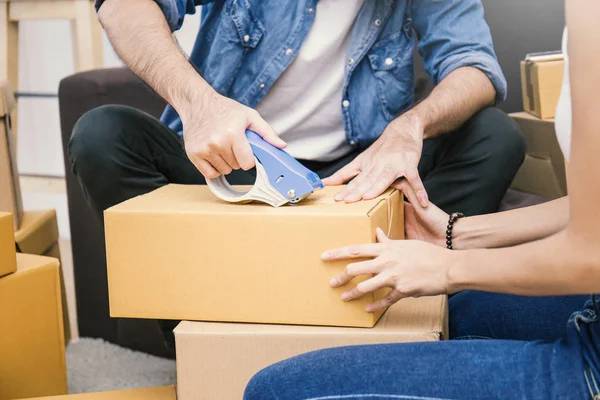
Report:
255,0,365,162
555,28,572,162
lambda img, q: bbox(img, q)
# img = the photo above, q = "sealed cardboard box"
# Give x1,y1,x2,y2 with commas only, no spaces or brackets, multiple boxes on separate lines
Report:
105,185,404,328
0,212,16,277
0,253,67,400
26,386,176,400
510,112,567,199
14,209,71,343
0,81,23,230
175,296,448,400
520,54,564,119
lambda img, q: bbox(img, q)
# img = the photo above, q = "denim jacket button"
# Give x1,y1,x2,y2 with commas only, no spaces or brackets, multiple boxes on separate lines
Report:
349,140,357,146
385,57,393,66
308,8,314,14
374,19,382,26
243,35,250,43
259,83,265,89
285,48,293,56
342,100,350,108
347,58,355,65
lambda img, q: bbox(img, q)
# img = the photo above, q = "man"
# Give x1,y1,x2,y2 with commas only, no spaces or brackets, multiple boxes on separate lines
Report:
69,0,523,345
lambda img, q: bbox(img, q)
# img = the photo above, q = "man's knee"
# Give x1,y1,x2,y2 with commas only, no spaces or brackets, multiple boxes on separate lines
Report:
468,107,526,168
69,105,140,176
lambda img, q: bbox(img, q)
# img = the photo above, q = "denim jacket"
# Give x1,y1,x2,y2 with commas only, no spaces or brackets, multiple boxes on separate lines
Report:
96,0,506,150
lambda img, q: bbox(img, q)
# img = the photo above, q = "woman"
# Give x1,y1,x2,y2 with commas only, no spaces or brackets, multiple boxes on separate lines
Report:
243,1,600,398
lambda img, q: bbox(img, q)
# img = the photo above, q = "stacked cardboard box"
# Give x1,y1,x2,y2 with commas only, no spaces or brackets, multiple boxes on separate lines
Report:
105,184,449,399
0,213,67,400
512,51,568,199
26,386,176,400
0,81,71,343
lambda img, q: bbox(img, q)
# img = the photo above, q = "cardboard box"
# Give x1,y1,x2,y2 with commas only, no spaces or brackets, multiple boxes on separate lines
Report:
520,56,564,119
510,112,567,199
0,81,23,230
0,212,16,277
13,209,71,343
105,184,404,328
26,386,176,400
175,296,448,400
0,253,67,400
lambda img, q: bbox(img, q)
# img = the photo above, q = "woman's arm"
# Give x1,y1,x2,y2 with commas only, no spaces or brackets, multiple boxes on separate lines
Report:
448,0,600,296
453,197,569,249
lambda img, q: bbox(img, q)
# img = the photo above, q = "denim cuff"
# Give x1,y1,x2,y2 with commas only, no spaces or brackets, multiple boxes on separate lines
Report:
437,52,508,103
95,0,181,32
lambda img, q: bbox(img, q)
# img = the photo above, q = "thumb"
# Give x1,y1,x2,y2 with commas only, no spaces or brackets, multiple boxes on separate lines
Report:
376,227,391,243
322,160,360,186
248,111,287,149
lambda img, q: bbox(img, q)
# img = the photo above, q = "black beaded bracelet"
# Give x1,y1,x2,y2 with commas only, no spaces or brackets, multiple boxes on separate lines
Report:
446,212,465,250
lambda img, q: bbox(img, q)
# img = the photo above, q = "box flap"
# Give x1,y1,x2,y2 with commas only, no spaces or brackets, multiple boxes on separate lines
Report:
25,386,176,400
107,184,395,217
15,210,59,255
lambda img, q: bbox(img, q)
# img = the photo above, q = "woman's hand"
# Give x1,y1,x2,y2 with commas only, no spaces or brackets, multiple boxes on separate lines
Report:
392,180,448,247
322,228,455,312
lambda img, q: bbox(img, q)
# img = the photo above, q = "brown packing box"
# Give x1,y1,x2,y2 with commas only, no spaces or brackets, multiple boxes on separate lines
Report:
0,212,16,277
26,386,176,400
0,253,67,400
510,112,567,199
175,296,448,400
14,209,71,344
520,56,564,119
0,81,23,230
105,184,404,328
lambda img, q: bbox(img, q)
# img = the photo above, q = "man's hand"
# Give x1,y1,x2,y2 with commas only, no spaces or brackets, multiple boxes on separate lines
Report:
181,92,286,179
322,114,428,206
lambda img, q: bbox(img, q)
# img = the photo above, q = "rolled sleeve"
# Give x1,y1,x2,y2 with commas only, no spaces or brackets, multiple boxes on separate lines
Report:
95,0,205,32
412,0,507,102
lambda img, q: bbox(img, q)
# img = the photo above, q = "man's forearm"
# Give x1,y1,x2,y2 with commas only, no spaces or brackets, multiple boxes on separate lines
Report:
98,0,216,119
453,196,569,250
404,67,496,139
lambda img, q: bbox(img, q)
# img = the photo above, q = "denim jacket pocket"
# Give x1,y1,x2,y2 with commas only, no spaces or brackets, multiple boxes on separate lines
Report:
367,33,415,121
229,0,265,49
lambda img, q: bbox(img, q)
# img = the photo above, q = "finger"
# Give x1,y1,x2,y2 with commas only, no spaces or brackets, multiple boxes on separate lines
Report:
195,158,220,179
247,111,287,148
232,137,256,171
342,273,391,301
220,147,241,171
375,227,391,243
362,166,399,200
330,259,382,288
333,170,365,201
321,243,386,261
404,166,429,208
366,289,405,312
322,160,361,187
391,179,420,208
206,154,233,175
342,168,381,203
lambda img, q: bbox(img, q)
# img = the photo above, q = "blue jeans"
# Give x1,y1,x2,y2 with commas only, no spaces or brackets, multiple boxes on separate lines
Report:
244,292,600,399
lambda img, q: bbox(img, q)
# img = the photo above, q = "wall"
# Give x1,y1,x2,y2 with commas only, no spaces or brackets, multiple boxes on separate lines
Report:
482,0,565,113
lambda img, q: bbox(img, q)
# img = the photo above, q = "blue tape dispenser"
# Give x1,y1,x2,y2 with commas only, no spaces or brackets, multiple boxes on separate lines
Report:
206,130,324,207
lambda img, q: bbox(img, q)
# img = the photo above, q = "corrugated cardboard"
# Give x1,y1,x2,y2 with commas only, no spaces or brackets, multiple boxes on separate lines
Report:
15,209,59,255
175,296,448,400
520,57,564,119
0,212,16,277
510,112,567,199
0,253,67,400
26,386,176,400
12,209,70,343
0,81,23,230
105,185,404,328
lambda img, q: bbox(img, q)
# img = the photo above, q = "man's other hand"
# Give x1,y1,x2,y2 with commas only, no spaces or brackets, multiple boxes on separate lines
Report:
182,93,286,179
322,114,428,206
